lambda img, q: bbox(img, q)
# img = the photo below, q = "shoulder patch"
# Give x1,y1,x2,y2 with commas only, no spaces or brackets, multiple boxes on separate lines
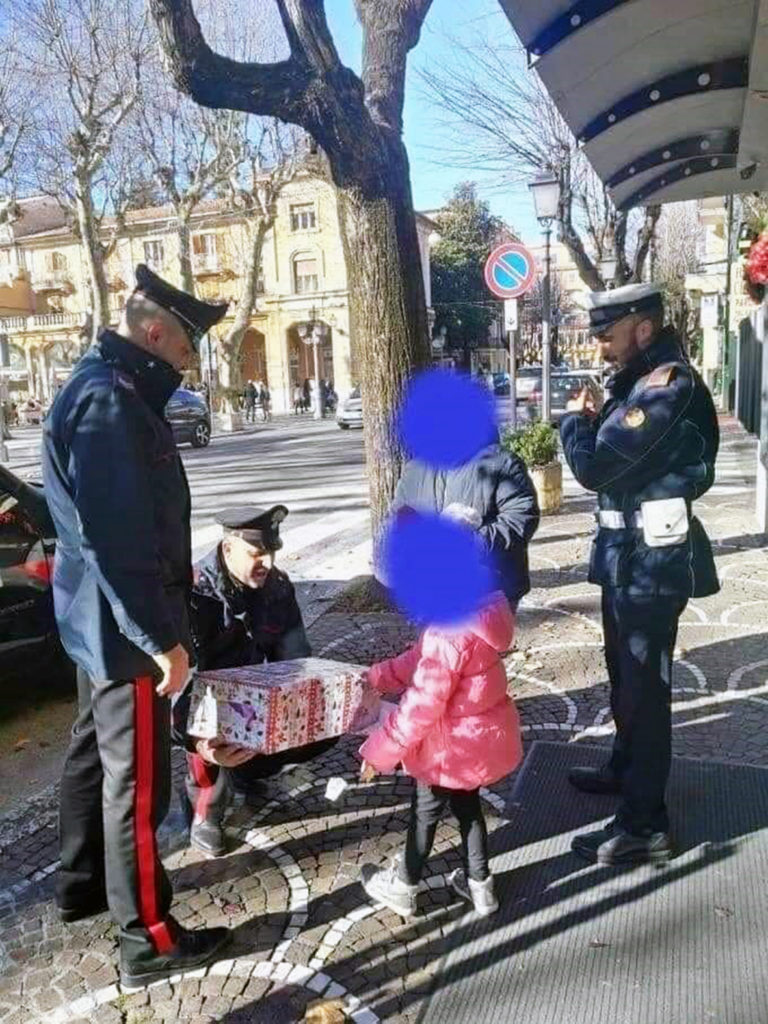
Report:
623,407,646,429
645,364,677,388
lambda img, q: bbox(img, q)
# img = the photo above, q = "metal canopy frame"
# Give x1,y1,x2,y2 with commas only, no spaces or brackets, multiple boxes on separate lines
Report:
529,0,638,60
578,59,748,144
617,154,738,211
500,0,768,209
605,130,740,189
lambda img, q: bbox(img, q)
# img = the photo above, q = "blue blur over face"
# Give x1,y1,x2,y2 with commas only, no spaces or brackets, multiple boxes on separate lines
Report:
396,369,498,469
383,513,494,626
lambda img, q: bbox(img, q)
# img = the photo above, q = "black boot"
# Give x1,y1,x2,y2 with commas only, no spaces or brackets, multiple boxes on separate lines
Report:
190,819,226,858
120,921,230,988
568,763,622,795
572,821,672,865
58,892,109,924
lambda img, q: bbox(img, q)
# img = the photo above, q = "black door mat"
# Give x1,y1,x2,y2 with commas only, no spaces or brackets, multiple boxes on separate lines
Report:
418,741,768,1024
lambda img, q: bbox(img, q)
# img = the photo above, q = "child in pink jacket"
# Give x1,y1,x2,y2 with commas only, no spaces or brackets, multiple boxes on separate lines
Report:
359,587,522,918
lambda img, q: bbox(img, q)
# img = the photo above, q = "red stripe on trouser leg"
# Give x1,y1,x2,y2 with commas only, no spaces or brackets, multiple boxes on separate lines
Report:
133,676,175,955
188,753,219,824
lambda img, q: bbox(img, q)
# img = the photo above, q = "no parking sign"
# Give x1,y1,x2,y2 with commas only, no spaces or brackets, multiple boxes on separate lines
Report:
484,242,537,299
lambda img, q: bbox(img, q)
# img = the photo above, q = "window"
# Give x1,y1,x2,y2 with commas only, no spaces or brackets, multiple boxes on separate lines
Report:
290,203,316,232
192,233,219,272
44,252,67,273
143,240,164,269
193,233,218,257
293,255,319,294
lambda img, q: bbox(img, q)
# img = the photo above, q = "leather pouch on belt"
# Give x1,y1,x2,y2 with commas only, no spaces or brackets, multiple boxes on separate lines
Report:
640,497,688,548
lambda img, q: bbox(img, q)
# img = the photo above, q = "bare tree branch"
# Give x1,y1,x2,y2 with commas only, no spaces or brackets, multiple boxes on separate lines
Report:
417,30,660,290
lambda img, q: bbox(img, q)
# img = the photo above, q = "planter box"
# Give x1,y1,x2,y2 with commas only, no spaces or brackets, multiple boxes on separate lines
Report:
531,460,562,515
217,411,244,433
187,657,381,754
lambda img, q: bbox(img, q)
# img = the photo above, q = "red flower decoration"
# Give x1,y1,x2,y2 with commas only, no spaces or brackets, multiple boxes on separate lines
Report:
745,231,768,286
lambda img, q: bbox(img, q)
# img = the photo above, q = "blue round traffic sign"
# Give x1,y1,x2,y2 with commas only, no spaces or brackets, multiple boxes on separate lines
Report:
484,242,537,299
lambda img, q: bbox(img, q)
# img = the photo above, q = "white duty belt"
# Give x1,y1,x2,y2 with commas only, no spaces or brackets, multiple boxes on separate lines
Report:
597,509,643,529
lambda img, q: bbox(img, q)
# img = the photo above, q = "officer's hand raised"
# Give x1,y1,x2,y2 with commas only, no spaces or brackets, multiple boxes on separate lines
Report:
152,642,190,697
195,738,256,767
567,386,600,417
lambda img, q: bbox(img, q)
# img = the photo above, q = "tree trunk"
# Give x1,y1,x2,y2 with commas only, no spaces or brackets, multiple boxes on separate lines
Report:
177,211,195,294
74,171,110,343
221,218,267,375
335,140,429,533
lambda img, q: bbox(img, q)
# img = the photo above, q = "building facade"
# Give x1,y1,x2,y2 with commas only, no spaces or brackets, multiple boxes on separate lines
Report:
0,177,436,415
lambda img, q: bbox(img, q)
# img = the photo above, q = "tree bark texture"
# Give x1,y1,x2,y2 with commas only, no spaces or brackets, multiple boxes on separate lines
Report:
149,0,433,534
221,218,269,388
336,139,427,527
176,211,195,294
74,172,111,343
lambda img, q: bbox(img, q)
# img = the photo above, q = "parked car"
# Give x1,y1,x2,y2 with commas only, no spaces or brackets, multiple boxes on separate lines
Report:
0,464,74,686
514,366,542,402
528,370,602,423
165,388,211,447
492,372,510,396
337,386,363,429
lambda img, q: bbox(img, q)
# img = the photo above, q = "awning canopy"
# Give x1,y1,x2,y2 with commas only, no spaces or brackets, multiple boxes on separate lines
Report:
499,0,768,210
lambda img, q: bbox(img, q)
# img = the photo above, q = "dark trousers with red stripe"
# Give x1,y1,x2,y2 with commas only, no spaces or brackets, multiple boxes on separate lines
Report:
185,739,339,825
57,667,175,954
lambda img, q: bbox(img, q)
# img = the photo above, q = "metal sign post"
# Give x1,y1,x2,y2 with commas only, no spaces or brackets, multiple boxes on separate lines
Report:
485,246,536,427
508,328,518,431
504,299,518,431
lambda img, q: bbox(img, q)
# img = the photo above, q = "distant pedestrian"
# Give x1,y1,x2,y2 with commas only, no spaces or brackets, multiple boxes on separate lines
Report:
302,378,311,413
293,382,304,414
259,382,272,421
244,380,257,423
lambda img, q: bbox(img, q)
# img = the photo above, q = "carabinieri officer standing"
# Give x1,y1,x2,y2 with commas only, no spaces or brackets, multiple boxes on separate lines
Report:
560,283,719,865
42,265,230,987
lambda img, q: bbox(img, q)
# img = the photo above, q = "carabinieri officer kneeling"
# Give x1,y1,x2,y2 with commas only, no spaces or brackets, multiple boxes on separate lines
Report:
560,283,719,865
42,265,231,987
171,505,335,859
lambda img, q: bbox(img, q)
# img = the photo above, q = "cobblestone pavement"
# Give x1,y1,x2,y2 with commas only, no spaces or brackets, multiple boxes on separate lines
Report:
1,417,766,1023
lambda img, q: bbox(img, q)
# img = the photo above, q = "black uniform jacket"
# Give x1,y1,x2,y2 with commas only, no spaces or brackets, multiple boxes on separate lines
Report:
42,329,192,681
560,327,719,599
172,546,310,749
391,444,540,604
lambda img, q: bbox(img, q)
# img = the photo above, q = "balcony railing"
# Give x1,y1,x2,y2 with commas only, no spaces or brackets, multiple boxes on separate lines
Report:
0,312,85,334
192,252,227,276
32,269,74,292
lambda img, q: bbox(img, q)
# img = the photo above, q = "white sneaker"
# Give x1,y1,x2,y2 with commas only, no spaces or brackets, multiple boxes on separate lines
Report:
449,868,499,917
360,859,418,918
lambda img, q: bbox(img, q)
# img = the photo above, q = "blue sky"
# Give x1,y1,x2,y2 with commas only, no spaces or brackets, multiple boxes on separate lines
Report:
323,0,542,242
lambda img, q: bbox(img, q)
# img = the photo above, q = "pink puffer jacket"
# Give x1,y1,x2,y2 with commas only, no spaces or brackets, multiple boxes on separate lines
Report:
359,592,522,790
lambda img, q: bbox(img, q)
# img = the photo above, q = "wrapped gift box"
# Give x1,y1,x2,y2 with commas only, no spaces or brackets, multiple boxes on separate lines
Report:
187,657,380,754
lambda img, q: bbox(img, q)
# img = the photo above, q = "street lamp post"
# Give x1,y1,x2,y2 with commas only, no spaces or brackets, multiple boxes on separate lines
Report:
528,171,561,423
298,307,327,421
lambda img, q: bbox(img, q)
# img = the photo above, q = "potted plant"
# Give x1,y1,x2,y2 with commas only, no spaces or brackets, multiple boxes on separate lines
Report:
217,386,245,432
501,421,562,514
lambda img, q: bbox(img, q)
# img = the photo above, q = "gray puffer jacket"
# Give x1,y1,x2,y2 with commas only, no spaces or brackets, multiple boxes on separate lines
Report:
391,445,540,604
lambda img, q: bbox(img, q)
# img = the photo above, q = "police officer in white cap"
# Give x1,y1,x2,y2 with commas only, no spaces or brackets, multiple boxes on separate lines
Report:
560,283,719,865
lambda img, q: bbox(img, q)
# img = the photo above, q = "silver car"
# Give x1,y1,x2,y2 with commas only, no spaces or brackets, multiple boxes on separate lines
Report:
337,385,363,429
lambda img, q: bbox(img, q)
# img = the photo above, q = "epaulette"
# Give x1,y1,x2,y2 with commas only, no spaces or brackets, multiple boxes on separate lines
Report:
645,363,678,388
